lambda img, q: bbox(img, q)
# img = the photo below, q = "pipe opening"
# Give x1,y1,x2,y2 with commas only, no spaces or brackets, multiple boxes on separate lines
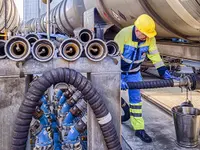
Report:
107,45,116,55
80,32,91,43
63,44,78,57
28,37,38,46
60,39,82,61
35,44,52,58
10,41,27,58
88,43,104,58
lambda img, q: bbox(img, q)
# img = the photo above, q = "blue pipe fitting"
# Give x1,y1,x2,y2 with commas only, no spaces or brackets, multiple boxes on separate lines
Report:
39,115,49,127
58,95,67,106
40,95,48,105
41,104,50,115
53,131,61,150
66,127,80,142
62,112,75,126
55,90,63,101
35,128,53,147
59,103,71,115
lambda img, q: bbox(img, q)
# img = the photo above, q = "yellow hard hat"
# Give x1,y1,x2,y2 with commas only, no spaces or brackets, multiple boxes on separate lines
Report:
134,14,157,38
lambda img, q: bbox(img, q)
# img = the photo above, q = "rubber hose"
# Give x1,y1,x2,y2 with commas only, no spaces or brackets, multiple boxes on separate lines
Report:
11,68,122,150
121,97,130,122
127,79,174,89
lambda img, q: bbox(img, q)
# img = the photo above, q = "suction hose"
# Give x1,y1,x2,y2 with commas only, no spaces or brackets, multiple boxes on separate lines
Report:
11,68,122,150
85,39,108,62
5,36,31,61
0,40,6,59
32,39,55,62
127,74,199,90
59,38,83,61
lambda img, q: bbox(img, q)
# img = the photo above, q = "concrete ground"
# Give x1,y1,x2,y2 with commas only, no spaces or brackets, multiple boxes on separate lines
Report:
121,99,200,150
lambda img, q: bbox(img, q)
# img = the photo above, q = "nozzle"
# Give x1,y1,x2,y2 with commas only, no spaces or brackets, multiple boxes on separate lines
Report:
0,40,6,59
5,36,31,61
59,38,83,61
106,40,119,57
85,39,108,62
32,39,55,62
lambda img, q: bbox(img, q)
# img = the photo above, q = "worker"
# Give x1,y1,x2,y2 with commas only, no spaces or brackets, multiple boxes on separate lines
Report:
114,14,179,143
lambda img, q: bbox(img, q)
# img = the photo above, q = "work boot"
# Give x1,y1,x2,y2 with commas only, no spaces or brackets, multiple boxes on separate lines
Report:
135,130,152,143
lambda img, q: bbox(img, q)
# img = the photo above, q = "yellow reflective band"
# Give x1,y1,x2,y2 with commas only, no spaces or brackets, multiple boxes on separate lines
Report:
130,116,144,130
149,49,159,55
154,61,165,68
130,108,142,114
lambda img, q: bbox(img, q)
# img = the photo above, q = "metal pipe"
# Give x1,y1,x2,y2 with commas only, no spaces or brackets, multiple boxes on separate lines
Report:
85,39,108,62
47,0,50,39
75,28,94,45
32,39,55,62
106,40,119,57
59,38,83,61
5,36,31,61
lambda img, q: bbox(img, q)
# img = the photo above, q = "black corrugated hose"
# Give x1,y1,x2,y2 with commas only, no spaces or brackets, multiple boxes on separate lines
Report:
11,68,122,150
127,79,174,89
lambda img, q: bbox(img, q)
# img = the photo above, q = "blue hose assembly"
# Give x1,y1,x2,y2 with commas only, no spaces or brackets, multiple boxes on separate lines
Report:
66,127,80,142
62,112,75,126
59,103,71,115
35,128,53,148
58,95,67,106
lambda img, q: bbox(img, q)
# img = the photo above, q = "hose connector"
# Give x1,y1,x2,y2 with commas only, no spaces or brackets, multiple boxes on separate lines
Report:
5,36,31,61
59,38,83,61
85,39,108,62
32,39,55,62
106,40,119,57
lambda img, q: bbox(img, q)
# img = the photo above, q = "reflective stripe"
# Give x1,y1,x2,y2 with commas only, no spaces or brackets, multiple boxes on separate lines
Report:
134,58,145,64
130,105,142,109
154,61,165,68
149,49,159,55
97,113,112,125
129,66,141,72
120,54,133,64
130,112,142,117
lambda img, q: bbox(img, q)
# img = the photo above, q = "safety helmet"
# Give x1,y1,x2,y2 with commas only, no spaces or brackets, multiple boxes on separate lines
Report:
134,14,157,38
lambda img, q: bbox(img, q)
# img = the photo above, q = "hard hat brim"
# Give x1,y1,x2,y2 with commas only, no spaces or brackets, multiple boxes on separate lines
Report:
143,30,157,38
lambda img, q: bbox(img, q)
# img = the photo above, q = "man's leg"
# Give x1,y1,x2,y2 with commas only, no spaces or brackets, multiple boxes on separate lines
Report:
127,72,152,143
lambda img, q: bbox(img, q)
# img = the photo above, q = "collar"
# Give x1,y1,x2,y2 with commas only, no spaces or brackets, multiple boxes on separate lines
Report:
132,26,146,43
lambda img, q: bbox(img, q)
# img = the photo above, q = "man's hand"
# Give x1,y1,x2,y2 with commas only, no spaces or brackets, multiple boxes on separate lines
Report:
121,79,129,90
163,70,180,80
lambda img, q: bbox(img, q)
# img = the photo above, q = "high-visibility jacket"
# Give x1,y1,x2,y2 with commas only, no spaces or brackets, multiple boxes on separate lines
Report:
114,25,166,74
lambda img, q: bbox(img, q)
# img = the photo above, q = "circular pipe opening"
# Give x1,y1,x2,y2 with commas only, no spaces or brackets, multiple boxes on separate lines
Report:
5,36,31,61
85,39,108,62
10,41,27,59
60,39,82,61
32,40,55,62
80,32,91,43
106,41,119,57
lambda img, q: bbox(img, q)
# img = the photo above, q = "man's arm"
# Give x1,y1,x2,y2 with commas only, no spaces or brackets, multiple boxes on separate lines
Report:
147,37,168,78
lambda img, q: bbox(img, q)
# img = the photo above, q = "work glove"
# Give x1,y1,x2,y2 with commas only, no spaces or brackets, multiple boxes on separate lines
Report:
121,79,129,90
163,70,180,81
